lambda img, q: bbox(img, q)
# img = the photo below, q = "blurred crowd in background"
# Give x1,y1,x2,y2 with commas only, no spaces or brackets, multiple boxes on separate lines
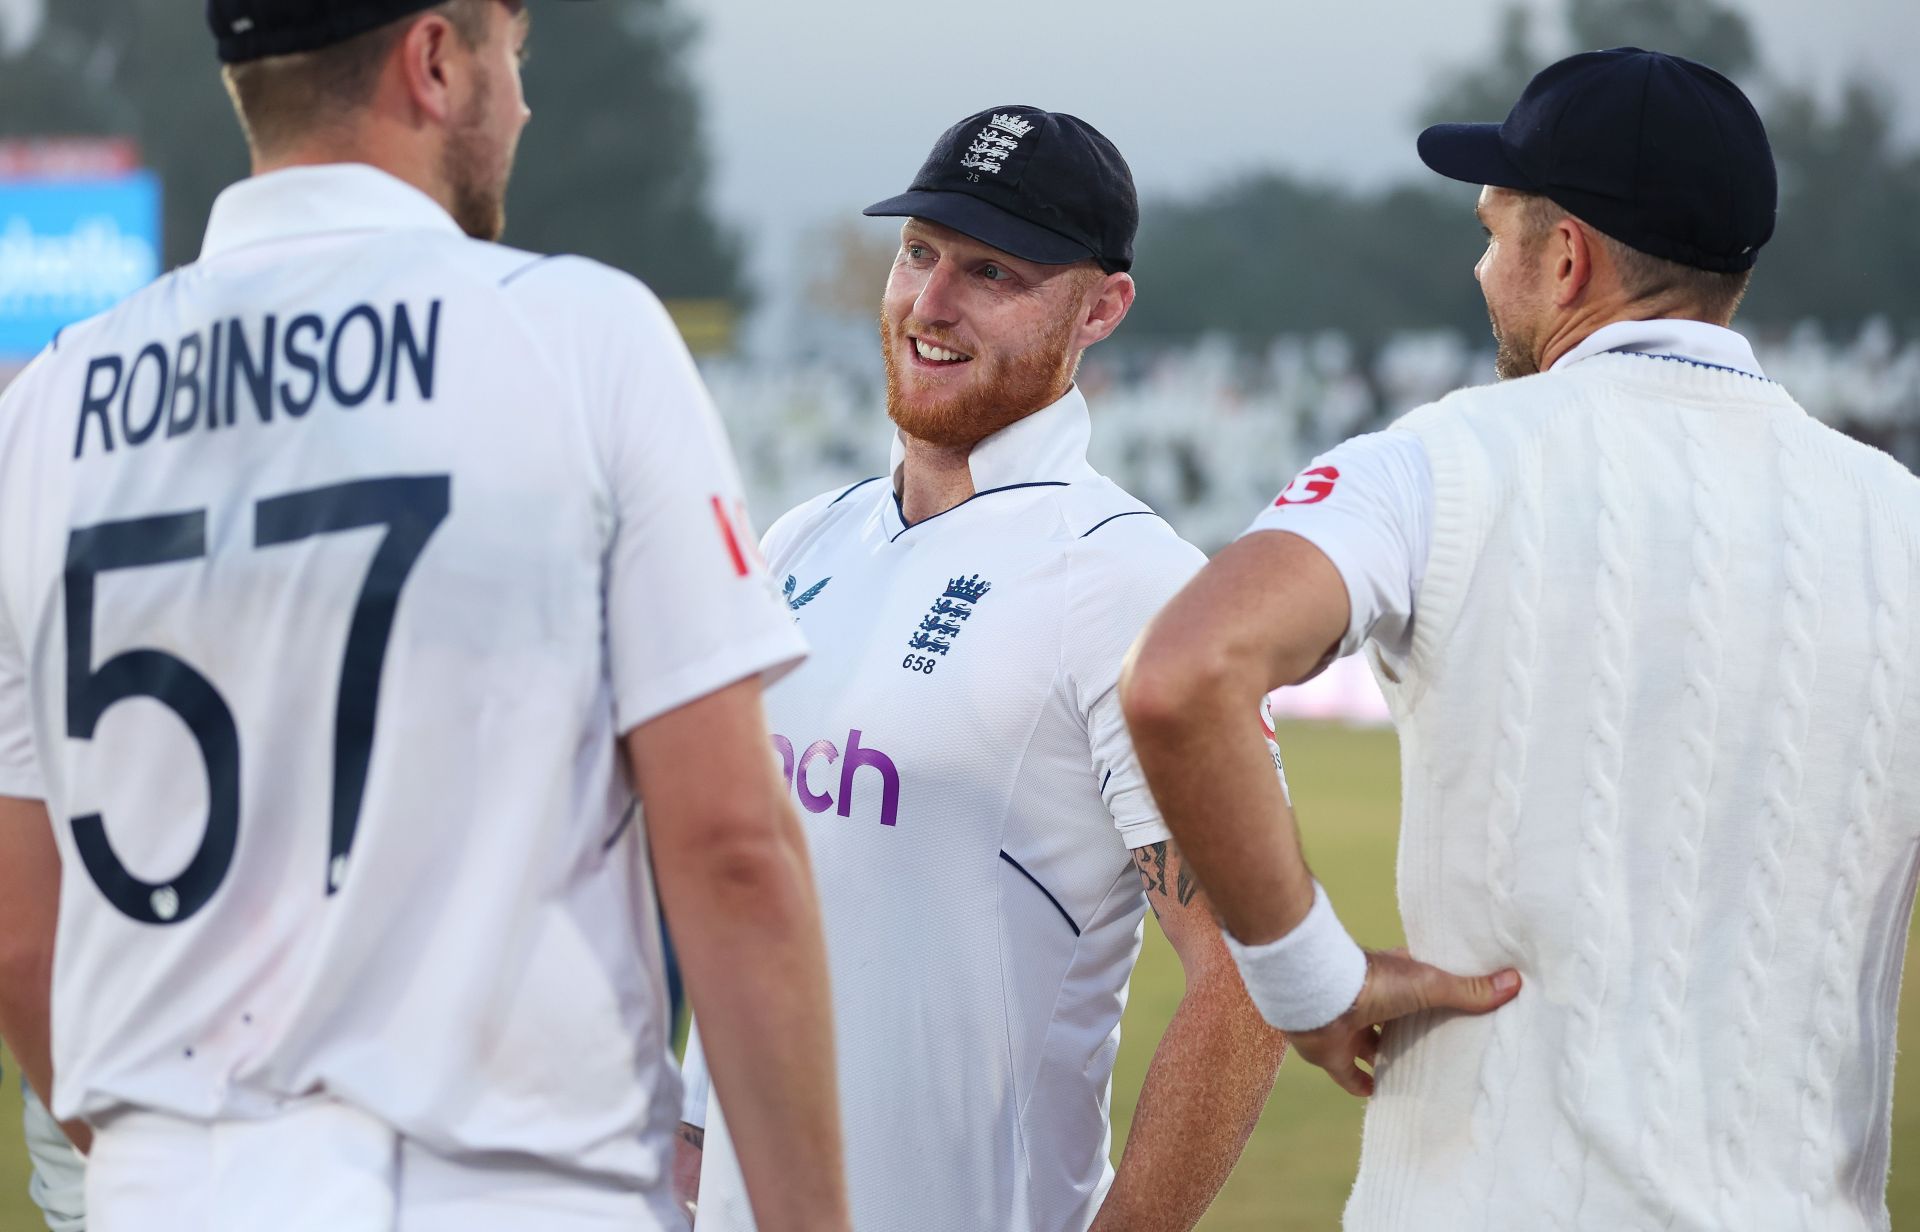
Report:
718,318,1920,552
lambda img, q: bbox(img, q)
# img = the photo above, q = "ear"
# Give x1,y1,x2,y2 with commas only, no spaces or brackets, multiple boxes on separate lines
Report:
396,13,463,125
1074,271,1136,351
1550,217,1593,309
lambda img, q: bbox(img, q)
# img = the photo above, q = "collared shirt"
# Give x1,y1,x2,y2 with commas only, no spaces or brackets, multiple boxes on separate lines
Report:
0,163,801,1207
684,386,1274,1232
1242,320,1767,659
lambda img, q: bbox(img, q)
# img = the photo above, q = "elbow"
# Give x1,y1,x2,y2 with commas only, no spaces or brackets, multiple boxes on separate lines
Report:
0,932,54,999
661,806,816,924
1119,633,1241,743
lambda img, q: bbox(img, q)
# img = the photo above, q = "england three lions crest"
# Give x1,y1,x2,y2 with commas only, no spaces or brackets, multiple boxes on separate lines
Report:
959,113,1036,176
902,574,991,672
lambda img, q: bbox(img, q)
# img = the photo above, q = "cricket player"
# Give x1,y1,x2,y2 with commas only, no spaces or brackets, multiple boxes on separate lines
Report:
1123,48,1920,1230
677,107,1290,1232
0,2,849,1229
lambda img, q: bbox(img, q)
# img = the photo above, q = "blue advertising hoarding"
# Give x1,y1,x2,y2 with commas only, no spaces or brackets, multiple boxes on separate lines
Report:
0,172,161,361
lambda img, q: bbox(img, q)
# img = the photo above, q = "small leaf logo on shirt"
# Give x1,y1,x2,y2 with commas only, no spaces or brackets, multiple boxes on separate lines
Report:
903,574,990,666
784,574,831,610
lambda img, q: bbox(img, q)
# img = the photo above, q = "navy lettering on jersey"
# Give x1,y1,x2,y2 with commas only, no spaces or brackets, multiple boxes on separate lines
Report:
166,332,203,438
121,343,167,447
280,313,325,418
229,314,277,426
72,300,442,459
75,356,121,456
327,304,384,408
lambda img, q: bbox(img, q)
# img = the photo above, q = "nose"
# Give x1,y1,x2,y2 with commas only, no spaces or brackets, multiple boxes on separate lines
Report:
913,259,962,327
1473,250,1489,286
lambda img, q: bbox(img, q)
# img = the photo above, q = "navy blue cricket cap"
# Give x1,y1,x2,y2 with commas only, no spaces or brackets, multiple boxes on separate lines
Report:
864,107,1138,274
207,0,591,65
1417,47,1776,273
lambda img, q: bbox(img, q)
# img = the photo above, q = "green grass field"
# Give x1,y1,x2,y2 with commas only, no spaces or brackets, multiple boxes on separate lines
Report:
0,720,1914,1229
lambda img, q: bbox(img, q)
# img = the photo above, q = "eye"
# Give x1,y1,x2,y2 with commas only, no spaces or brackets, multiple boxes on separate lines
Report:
980,264,1011,282
904,242,930,261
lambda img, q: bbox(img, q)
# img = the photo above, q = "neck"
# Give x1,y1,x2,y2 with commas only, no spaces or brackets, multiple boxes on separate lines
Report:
1537,296,1722,372
252,135,451,217
897,436,976,526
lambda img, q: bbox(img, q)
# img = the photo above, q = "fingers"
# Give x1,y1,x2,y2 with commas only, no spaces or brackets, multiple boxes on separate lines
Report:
1355,1023,1382,1067
1322,1054,1374,1098
1360,951,1523,1022
1418,965,1522,1016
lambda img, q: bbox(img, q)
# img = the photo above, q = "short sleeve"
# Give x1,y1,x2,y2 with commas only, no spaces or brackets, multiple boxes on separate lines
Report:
1241,431,1433,661
600,292,808,733
1067,527,1205,851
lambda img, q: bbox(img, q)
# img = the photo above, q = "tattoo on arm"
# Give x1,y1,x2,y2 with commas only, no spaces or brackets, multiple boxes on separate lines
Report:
678,1123,705,1150
1135,841,1170,897
1135,840,1201,917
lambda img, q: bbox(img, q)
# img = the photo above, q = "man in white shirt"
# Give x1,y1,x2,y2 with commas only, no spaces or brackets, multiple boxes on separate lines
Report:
0,3,849,1229
677,107,1289,1232
1125,48,1920,1230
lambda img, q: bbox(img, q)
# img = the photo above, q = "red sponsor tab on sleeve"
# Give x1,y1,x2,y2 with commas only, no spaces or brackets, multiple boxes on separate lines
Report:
1273,465,1340,507
711,495,750,576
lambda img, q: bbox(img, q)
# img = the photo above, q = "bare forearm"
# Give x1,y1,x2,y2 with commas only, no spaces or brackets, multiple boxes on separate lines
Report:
0,796,86,1151
1123,532,1353,944
1127,679,1314,944
1093,964,1287,1231
659,834,845,1232
0,951,56,1105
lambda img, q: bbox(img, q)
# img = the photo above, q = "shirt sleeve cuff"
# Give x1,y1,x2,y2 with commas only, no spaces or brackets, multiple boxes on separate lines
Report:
614,627,809,737
0,768,46,800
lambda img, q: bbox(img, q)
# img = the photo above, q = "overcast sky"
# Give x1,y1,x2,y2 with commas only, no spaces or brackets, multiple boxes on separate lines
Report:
681,0,1919,304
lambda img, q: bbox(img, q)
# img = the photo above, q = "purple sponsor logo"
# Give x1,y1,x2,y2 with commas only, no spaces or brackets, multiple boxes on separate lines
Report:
771,729,901,827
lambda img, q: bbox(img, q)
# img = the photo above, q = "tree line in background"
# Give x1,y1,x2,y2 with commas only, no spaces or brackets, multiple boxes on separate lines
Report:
2,0,1915,347
0,0,744,302
1127,0,1920,346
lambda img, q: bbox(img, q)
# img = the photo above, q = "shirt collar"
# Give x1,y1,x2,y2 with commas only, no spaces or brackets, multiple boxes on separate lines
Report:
1551,318,1766,379
887,384,1098,496
199,163,464,262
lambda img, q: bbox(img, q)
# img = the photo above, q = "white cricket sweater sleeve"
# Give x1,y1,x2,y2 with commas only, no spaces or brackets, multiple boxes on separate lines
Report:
1240,430,1433,661
599,290,807,733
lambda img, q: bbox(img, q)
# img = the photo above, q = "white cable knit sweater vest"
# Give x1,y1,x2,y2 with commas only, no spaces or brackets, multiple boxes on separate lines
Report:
1351,353,1920,1231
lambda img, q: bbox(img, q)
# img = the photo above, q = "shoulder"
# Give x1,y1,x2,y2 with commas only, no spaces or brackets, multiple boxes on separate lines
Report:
1792,411,1920,526
481,248,674,333
761,477,885,565
1062,480,1206,607
1389,369,1573,438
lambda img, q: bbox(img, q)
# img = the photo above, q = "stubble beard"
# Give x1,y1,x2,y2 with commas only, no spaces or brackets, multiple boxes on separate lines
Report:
1489,301,1541,381
881,303,1081,450
443,68,513,242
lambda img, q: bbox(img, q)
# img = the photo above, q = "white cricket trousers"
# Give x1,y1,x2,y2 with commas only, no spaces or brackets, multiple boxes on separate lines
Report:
85,1099,670,1232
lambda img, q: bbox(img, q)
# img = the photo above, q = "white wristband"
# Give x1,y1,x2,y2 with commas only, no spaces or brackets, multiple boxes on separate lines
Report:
1222,881,1368,1032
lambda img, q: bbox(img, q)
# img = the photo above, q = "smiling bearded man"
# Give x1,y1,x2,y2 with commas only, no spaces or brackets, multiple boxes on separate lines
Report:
675,106,1290,1232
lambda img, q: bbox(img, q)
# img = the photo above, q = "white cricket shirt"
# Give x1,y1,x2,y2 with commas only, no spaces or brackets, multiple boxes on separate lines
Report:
684,389,1226,1232
0,165,804,1201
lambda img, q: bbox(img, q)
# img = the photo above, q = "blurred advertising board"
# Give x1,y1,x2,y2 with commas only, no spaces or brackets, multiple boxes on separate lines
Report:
0,138,161,363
